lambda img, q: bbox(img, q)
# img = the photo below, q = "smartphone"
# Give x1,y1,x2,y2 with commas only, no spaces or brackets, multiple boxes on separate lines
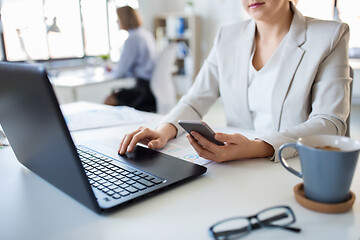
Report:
178,120,224,146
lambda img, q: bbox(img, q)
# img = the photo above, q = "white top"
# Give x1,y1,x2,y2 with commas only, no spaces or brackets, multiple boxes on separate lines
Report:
248,36,289,134
112,27,157,81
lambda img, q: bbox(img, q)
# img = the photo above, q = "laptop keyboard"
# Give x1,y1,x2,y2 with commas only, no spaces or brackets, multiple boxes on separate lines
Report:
77,146,164,200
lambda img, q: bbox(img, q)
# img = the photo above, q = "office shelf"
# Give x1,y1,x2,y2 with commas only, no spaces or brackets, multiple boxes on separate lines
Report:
154,13,201,96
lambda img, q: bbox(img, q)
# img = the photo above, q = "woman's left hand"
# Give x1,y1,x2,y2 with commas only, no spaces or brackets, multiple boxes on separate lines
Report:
187,131,274,163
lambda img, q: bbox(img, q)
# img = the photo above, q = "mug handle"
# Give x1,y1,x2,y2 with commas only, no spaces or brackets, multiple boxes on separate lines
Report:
278,143,302,178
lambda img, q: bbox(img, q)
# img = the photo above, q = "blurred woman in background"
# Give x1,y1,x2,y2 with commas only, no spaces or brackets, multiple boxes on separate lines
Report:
104,6,157,112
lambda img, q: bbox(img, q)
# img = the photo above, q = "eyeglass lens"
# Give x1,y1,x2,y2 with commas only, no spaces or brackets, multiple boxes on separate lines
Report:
257,207,294,227
211,218,251,239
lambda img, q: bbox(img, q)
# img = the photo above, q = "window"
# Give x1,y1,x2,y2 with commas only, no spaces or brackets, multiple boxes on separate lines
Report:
44,0,84,59
297,0,360,57
0,0,139,62
81,0,109,56
296,0,334,21
1,0,48,61
337,0,360,51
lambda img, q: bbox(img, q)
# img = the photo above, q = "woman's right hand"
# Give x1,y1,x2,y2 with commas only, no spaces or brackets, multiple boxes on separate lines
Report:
118,123,177,155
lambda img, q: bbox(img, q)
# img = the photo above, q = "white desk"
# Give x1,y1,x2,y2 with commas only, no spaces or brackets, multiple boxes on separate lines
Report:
51,68,136,104
1,107,360,240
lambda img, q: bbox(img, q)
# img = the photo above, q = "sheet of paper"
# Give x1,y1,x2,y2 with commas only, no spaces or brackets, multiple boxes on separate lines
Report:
61,102,147,132
157,136,212,166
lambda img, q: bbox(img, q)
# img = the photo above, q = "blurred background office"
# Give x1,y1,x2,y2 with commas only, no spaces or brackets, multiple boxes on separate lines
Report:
0,0,359,108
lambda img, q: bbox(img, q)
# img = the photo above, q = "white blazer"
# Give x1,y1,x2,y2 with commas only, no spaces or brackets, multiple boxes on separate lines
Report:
162,4,351,162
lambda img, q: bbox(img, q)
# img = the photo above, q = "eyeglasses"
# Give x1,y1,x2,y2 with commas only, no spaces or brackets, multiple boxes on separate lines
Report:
209,205,301,239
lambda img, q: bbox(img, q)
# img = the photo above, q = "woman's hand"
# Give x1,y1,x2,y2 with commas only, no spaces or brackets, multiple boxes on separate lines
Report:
118,123,177,155
187,131,274,163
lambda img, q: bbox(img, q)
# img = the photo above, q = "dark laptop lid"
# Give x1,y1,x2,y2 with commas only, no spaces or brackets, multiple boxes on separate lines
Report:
0,62,101,213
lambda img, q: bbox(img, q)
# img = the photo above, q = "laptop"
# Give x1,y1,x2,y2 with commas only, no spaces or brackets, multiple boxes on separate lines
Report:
0,62,207,214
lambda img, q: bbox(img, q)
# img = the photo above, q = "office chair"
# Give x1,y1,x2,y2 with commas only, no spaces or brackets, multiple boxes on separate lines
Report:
150,43,178,114
345,66,354,137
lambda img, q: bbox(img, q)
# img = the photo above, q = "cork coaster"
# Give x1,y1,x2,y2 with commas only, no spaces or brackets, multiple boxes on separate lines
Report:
293,183,355,213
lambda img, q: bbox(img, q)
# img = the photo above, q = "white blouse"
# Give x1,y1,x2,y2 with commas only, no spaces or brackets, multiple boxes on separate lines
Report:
248,36,289,134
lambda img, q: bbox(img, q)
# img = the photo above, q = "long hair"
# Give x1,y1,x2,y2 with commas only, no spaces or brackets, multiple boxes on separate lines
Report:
116,6,143,30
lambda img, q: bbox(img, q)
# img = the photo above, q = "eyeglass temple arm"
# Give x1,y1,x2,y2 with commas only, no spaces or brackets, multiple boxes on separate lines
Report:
265,223,301,233
259,213,301,233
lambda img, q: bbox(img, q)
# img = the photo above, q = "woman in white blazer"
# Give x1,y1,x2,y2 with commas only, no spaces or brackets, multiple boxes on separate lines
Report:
118,0,351,163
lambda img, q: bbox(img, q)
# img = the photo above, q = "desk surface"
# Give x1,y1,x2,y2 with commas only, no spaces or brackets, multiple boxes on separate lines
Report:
50,69,136,104
1,107,360,240
50,67,135,87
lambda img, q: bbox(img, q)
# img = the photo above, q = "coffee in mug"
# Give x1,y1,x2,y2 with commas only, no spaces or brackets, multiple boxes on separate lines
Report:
278,135,360,203
315,145,341,151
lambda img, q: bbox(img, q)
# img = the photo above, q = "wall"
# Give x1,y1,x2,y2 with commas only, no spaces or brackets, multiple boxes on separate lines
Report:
138,0,165,31
188,0,247,61
138,0,247,63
